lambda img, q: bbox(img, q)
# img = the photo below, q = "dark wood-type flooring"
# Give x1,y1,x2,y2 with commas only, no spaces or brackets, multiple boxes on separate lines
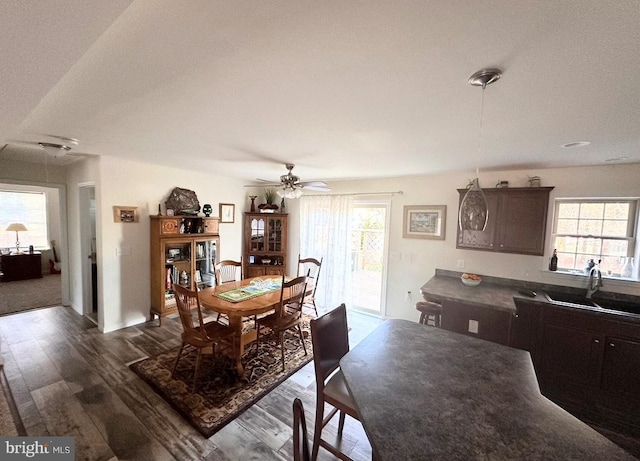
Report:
0,305,381,460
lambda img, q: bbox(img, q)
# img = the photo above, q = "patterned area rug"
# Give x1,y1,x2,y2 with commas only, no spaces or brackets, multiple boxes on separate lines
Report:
130,319,312,438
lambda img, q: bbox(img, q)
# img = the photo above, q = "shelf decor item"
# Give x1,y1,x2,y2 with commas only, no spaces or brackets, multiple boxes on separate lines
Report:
202,204,212,217
165,187,200,215
258,188,279,212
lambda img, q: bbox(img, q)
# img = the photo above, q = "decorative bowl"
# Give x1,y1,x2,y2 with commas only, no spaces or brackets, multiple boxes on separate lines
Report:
261,259,272,265
461,274,482,287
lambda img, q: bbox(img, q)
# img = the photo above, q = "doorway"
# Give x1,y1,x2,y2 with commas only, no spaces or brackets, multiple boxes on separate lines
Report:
79,184,97,322
350,201,389,316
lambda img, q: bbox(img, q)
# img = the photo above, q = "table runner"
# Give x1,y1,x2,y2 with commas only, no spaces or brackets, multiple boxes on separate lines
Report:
214,278,283,303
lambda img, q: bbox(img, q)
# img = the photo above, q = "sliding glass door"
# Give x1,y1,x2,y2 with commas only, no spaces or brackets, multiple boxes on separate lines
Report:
300,195,389,317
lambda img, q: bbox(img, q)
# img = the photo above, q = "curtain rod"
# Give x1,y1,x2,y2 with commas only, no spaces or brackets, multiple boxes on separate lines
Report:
304,190,403,197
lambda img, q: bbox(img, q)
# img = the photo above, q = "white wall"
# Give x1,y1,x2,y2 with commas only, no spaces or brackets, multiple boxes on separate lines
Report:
7,156,639,332
96,156,247,332
287,163,640,322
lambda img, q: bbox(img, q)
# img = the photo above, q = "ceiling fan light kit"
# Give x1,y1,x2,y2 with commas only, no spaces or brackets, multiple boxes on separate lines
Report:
458,68,502,232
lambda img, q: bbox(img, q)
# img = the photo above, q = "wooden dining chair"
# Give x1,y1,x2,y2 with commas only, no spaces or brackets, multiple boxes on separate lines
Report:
310,303,359,461
255,275,308,371
293,398,311,461
172,284,236,392
215,258,243,285
297,256,323,317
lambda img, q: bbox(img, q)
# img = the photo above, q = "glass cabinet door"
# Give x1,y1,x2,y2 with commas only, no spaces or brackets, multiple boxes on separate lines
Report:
250,217,266,251
268,217,283,252
194,238,218,288
164,241,192,290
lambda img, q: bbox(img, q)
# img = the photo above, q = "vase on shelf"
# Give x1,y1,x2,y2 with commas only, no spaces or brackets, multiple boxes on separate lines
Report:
621,256,635,278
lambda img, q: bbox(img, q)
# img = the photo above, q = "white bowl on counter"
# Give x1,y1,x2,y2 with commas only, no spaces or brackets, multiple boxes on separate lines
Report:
461,275,482,287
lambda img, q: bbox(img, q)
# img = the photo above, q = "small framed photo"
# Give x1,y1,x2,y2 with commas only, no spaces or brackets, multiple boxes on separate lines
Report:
220,203,235,223
113,206,139,223
195,270,202,283
403,205,446,240
166,208,175,216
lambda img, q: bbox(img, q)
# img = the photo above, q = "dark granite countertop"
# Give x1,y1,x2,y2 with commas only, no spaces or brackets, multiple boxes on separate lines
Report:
421,269,640,323
340,319,636,460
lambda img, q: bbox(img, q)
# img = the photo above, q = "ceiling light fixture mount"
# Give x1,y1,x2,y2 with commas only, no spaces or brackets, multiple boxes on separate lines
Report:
459,68,502,232
38,142,73,157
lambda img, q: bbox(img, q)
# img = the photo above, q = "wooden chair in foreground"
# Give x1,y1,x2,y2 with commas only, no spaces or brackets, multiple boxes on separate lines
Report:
310,303,360,461
172,284,236,392
297,256,323,317
255,275,308,371
293,398,311,461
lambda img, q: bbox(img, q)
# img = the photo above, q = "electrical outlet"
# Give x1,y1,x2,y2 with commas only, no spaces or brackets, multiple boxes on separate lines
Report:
457,259,465,268
468,319,479,334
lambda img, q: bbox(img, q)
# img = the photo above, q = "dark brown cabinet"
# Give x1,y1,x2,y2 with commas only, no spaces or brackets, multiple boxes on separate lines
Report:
1,252,42,281
440,299,512,346
509,299,541,352
456,187,553,255
533,304,640,425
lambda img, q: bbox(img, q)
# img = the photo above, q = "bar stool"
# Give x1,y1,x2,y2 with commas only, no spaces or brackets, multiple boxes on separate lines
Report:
416,301,442,327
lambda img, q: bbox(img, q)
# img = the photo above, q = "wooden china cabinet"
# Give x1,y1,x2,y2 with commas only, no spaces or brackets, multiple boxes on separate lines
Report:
150,215,220,325
243,212,288,278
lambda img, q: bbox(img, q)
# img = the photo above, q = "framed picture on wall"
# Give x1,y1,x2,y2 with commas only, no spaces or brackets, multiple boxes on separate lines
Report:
402,205,446,240
113,206,139,223
220,203,235,223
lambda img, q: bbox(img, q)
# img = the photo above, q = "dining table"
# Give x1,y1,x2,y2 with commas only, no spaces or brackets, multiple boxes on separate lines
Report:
198,275,293,378
339,319,636,460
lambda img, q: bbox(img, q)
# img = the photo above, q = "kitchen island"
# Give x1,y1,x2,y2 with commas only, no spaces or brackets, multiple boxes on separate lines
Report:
340,319,636,460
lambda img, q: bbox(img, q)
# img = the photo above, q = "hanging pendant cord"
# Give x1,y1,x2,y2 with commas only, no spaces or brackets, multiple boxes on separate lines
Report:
476,83,486,179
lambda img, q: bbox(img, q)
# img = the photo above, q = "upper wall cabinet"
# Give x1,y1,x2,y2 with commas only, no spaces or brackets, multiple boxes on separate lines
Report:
456,187,554,255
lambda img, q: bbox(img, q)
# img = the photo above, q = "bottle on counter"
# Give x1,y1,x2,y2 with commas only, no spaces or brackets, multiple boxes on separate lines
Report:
549,249,558,271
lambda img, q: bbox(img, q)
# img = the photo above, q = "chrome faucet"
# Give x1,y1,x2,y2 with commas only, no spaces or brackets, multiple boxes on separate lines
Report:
586,261,603,298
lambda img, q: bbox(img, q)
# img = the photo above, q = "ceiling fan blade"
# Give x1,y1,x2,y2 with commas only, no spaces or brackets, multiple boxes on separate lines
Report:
299,181,328,187
301,184,331,192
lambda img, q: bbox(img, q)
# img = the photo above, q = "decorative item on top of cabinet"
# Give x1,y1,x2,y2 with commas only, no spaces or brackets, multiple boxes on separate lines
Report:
243,212,287,278
150,215,220,325
456,187,553,255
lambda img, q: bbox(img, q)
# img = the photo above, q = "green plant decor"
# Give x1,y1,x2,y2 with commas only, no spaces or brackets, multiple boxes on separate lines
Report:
264,187,277,205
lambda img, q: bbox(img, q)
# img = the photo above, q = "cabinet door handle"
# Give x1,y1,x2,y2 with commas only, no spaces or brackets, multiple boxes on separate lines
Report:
609,343,615,347
513,313,519,318
594,339,600,344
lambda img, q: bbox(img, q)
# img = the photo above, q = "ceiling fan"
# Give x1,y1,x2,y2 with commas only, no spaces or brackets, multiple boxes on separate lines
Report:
249,163,330,198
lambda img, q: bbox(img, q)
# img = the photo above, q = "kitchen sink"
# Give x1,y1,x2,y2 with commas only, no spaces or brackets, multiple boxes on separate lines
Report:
543,291,599,308
591,297,640,316
544,290,640,316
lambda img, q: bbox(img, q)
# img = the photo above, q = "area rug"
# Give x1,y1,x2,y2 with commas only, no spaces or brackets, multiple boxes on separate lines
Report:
130,319,313,438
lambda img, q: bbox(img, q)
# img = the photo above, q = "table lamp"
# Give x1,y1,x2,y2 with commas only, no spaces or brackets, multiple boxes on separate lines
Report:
6,223,28,254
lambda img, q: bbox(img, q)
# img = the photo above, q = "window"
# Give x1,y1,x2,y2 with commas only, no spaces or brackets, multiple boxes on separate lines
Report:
552,199,637,276
0,190,49,251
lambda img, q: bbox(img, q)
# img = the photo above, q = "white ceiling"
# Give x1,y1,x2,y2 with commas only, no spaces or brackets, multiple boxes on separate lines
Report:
1,1,639,183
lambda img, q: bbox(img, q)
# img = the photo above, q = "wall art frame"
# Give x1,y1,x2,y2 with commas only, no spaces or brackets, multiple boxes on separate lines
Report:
403,205,446,240
113,206,139,223
219,203,235,223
